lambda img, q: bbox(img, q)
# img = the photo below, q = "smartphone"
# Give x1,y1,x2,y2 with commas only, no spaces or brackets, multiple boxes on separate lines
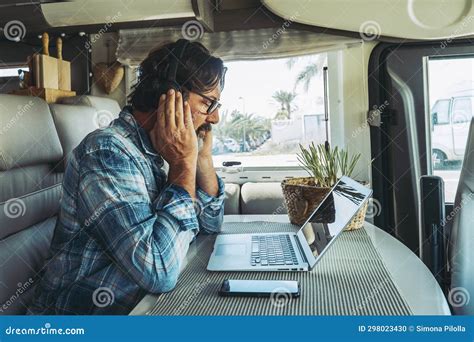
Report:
218,279,300,298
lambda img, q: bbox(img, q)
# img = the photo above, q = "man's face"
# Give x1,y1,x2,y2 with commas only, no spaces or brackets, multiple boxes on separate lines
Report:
187,85,221,138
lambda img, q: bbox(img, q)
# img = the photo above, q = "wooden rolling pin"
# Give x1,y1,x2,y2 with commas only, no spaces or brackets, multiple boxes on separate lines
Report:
36,32,59,89
56,37,71,91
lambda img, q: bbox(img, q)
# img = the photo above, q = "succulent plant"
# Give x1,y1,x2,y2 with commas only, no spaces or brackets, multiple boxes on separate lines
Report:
297,142,361,188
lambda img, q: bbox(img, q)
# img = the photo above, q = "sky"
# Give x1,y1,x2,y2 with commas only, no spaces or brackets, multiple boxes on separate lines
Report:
218,53,474,120
428,57,474,106
219,54,327,120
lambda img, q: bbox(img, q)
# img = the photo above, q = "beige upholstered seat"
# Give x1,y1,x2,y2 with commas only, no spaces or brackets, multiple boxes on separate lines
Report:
0,95,121,315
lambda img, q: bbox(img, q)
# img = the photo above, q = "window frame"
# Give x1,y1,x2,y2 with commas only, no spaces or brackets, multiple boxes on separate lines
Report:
208,53,332,177
128,48,369,181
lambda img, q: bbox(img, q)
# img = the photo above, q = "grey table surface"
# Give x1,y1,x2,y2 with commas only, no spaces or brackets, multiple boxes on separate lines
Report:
130,215,451,316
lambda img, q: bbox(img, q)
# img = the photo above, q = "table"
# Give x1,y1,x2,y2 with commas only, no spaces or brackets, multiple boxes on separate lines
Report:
130,215,451,315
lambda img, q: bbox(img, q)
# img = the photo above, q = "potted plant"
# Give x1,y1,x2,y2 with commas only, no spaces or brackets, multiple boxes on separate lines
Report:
281,142,368,230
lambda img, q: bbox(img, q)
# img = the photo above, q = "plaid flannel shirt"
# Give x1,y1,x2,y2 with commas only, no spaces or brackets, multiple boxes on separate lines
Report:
28,106,225,315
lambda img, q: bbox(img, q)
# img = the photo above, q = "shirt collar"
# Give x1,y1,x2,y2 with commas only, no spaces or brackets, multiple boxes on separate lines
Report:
117,105,161,158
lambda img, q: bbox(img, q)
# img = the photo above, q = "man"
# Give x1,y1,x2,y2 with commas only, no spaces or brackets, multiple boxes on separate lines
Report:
28,40,226,315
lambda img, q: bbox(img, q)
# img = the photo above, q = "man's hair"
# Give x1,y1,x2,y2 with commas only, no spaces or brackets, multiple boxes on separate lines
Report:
129,40,226,112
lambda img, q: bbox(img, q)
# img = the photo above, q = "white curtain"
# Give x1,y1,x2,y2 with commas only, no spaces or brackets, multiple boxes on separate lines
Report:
116,26,362,65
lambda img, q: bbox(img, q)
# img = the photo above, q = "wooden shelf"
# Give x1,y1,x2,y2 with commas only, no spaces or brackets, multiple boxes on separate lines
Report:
10,87,76,104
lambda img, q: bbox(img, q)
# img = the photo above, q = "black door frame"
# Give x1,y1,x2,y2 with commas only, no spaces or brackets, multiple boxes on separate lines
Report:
368,38,474,253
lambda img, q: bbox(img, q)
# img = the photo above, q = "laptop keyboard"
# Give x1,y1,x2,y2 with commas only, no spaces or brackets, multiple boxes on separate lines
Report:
251,235,298,266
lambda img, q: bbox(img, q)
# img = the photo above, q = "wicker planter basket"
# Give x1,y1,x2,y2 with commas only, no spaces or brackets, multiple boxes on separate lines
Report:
281,177,369,231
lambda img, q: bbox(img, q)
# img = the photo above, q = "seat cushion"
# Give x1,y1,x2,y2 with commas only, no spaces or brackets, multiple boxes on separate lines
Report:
240,182,286,215
58,95,121,121
224,183,240,215
50,104,100,167
449,119,474,315
0,95,63,171
0,216,56,315
0,95,63,315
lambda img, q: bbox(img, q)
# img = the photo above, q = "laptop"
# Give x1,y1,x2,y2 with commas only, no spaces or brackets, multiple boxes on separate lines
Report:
207,176,372,272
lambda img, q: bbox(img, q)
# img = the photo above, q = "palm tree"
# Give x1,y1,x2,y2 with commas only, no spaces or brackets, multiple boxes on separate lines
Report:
213,109,231,143
272,90,297,119
286,54,327,92
274,110,289,120
231,112,268,139
229,111,270,151
214,110,270,152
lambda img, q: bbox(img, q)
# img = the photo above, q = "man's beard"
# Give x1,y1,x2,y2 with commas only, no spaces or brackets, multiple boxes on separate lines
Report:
196,123,212,151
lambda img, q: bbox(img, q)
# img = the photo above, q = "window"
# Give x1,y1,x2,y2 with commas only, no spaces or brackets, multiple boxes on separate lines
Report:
0,66,29,94
452,97,472,123
427,57,474,202
431,99,450,125
213,53,328,168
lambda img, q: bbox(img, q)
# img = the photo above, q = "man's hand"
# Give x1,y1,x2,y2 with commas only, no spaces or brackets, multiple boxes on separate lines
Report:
198,128,213,158
150,89,198,198
197,130,219,197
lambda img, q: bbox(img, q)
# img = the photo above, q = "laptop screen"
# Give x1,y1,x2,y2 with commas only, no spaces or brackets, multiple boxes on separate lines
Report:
296,177,372,269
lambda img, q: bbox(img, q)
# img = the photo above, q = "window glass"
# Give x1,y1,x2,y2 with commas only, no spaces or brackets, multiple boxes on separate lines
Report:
452,97,472,123
0,66,28,94
427,57,474,202
431,99,450,125
213,53,328,168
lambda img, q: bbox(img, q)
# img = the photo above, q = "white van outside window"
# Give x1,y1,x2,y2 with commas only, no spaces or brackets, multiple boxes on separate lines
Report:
427,56,474,202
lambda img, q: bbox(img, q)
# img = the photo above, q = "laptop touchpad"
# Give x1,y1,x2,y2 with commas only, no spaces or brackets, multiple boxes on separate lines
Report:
215,244,246,256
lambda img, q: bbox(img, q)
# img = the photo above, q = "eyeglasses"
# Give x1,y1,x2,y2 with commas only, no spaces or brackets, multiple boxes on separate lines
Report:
194,91,222,115
181,87,222,115
182,67,226,115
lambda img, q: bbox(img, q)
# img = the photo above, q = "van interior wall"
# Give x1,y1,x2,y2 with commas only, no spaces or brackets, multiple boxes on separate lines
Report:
0,36,90,95
90,32,127,108
328,42,377,184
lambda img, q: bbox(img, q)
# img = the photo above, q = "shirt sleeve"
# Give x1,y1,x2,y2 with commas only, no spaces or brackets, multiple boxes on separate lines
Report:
77,142,198,294
195,174,225,234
